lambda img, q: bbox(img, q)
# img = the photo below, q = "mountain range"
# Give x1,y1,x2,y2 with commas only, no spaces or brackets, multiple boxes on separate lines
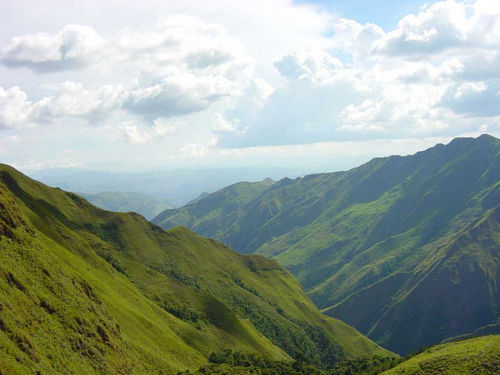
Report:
30,167,304,206
153,134,500,355
0,163,390,374
81,191,173,220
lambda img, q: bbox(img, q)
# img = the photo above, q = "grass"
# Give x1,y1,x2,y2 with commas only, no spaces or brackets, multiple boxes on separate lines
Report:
0,163,391,374
152,135,500,355
382,335,500,375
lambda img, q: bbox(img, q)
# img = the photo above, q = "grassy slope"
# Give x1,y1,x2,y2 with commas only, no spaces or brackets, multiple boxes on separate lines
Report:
81,191,173,219
0,165,389,374
325,204,500,354
153,179,275,240
153,135,500,354
382,335,500,375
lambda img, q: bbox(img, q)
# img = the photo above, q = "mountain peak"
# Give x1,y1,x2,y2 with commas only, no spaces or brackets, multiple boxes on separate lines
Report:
153,135,500,355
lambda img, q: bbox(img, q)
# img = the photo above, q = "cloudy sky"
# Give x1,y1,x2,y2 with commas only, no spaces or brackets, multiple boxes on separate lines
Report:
1,0,499,173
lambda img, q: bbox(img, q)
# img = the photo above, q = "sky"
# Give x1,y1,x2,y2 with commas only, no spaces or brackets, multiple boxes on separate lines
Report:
0,0,499,173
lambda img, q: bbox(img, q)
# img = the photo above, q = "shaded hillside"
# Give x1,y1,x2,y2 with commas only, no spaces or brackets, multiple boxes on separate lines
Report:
0,164,389,374
81,191,173,219
153,135,500,354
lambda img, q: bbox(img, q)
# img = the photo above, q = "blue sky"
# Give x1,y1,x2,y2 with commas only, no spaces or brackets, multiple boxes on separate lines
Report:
297,0,435,30
0,0,499,173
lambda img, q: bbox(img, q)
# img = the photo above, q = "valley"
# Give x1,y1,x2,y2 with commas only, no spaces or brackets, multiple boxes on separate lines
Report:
154,135,500,355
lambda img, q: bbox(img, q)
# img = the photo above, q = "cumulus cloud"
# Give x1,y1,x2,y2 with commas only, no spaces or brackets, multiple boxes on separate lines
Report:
32,82,127,122
216,0,500,148
373,0,500,57
0,87,32,129
2,0,500,159
441,80,500,117
0,15,253,129
2,25,105,72
0,82,127,128
119,118,176,144
274,49,343,82
454,81,487,99
331,18,384,63
118,16,252,118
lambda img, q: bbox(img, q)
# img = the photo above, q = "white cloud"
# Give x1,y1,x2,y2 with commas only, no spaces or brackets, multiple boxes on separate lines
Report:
118,118,176,145
216,0,500,148
0,15,253,128
32,81,126,121
0,86,32,128
213,78,274,135
213,113,239,132
119,123,154,145
454,81,487,99
1,0,500,172
2,25,105,72
180,137,217,157
274,49,343,82
332,18,384,63
373,0,500,57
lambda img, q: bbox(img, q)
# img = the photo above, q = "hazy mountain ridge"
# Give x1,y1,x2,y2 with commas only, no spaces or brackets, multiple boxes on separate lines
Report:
30,167,301,206
81,191,173,219
153,135,500,354
0,164,389,374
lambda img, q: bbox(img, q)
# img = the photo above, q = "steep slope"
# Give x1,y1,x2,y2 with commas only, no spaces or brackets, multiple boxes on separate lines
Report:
325,204,500,354
154,178,275,235
81,191,173,219
0,164,389,374
153,134,500,354
382,335,500,375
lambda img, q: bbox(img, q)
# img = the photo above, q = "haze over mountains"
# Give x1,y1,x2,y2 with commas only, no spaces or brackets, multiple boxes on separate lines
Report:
0,163,392,374
2,137,500,374
3,0,500,372
81,192,173,220
30,167,306,207
153,134,500,355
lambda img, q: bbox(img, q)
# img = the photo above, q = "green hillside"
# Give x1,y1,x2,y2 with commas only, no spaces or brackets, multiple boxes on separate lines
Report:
180,336,500,375
154,178,275,231
153,135,500,355
81,191,173,219
0,164,389,374
382,335,500,375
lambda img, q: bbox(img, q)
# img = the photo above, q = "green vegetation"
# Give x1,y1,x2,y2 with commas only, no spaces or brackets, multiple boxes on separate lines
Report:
382,335,500,375
178,349,400,375
81,191,173,219
153,178,275,231
0,164,390,374
153,135,500,355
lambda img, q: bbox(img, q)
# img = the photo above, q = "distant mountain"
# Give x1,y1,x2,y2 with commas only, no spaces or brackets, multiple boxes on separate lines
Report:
0,164,390,374
154,178,276,231
187,191,211,205
153,134,500,355
30,167,304,206
81,191,173,219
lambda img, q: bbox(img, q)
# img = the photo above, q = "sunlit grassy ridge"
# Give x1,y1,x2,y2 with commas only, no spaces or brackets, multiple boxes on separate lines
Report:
154,135,500,355
0,164,389,374
382,335,500,375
